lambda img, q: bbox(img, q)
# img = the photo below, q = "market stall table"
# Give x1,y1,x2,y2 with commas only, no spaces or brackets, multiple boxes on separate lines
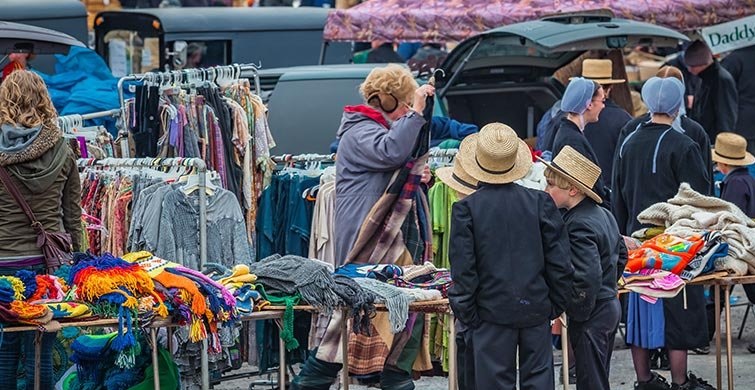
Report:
263,298,455,390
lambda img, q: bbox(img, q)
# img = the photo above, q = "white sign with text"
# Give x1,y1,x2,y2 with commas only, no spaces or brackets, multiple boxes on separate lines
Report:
702,14,755,55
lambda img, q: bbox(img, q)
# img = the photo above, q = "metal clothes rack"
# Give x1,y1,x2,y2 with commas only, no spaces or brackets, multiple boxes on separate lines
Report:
116,63,262,158
77,157,213,390
271,153,337,164
58,109,121,138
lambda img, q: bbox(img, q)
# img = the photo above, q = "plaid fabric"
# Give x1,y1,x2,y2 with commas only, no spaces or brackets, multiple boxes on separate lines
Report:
391,271,454,297
348,324,391,375
345,156,429,265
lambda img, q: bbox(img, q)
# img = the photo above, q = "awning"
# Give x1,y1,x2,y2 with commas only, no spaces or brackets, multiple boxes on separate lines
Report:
324,0,755,42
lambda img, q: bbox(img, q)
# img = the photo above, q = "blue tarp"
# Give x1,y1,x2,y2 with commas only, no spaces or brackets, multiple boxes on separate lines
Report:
36,47,120,136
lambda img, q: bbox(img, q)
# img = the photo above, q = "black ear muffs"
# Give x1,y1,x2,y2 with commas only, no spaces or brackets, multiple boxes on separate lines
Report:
367,93,400,113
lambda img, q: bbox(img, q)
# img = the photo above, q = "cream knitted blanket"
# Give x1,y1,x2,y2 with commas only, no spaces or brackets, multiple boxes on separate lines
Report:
637,183,755,275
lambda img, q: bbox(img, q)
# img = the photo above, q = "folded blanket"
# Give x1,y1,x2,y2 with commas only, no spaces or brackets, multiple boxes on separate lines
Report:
355,278,412,333
251,255,341,313
638,183,755,274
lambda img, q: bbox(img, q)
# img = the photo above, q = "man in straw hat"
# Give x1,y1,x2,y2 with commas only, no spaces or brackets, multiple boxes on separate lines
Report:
435,134,478,390
539,145,625,390
578,59,632,182
613,77,713,390
449,122,573,390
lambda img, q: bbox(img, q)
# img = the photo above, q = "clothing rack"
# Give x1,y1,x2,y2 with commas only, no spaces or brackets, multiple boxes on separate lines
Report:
77,157,213,390
58,109,121,138
271,153,337,163
116,63,262,158
428,148,458,158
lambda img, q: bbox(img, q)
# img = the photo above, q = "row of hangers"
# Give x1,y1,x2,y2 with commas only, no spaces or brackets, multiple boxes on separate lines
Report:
138,63,261,95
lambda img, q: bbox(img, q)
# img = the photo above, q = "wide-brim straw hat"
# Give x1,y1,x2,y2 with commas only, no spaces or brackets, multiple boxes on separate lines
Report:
461,122,532,184
435,134,479,195
536,145,603,203
712,132,755,166
571,59,625,84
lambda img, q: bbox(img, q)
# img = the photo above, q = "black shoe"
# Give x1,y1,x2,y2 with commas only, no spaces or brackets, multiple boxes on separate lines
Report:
670,373,716,390
635,372,671,390
691,345,710,355
649,350,660,370
748,343,755,353
659,350,670,370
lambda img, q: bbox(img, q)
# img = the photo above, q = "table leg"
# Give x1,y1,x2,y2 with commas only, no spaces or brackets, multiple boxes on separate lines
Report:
725,286,734,390
279,324,286,390
151,328,161,390
448,313,457,390
715,285,722,390
201,338,210,390
341,311,350,390
34,331,41,390
560,314,569,390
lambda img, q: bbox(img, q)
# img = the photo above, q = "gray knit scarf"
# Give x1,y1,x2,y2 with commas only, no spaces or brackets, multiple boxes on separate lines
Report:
333,275,376,336
355,278,413,333
250,255,341,312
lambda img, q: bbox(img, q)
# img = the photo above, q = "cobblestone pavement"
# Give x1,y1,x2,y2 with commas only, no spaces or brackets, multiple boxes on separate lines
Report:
217,287,755,390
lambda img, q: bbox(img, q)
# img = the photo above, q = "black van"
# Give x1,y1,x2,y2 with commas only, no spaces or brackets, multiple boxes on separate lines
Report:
0,0,88,74
93,7,351,76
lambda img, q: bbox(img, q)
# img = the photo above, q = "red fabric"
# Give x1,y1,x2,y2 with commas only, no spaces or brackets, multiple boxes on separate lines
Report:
344,104,389,128
1,62,22,81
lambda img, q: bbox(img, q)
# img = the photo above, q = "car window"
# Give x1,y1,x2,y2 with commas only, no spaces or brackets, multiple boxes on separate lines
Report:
267,77,363,154
178,40,230,70
103,29,160,76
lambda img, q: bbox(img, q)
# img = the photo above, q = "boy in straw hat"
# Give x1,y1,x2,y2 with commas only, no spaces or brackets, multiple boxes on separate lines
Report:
711,132,755,354
539,145,625,390
449,122,573,390
435,134,478,390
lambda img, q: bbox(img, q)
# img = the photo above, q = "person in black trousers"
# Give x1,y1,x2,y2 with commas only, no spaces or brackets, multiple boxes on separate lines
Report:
449,122,574,390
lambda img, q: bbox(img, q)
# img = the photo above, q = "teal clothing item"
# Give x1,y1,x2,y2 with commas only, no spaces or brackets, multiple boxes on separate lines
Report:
437,139,461,149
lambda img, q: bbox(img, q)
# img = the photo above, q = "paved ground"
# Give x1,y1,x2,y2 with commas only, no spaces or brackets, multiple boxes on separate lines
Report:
217,286,755,389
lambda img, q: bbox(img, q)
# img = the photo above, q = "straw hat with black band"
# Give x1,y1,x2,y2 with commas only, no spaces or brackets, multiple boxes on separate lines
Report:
435,134,479,195
712,132,755,166
536,145,603,203
461,122,532,184
571,59,625,85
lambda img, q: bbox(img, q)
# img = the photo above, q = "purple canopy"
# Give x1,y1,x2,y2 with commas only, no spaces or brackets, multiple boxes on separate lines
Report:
324,0,755,42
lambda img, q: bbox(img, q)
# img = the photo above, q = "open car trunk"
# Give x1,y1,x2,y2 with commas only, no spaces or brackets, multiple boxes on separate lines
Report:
444,80,563,140
438,14,688,139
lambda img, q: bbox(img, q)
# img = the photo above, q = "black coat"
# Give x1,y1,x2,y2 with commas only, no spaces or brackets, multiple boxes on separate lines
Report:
448,183,574,328
553,118,609,203
620,114,712,194
562,199,627,322
689,62,738,140
611,122,710,235
366,44,405,64
583,99,632,179
722,46,755,151
720,167,755,218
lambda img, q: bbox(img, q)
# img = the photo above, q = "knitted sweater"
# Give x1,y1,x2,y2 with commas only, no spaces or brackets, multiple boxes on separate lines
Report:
638,183,755,275
156,188,253,270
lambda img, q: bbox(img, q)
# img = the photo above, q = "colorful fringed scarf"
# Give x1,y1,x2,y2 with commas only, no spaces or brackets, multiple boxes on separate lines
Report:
69,252,167,368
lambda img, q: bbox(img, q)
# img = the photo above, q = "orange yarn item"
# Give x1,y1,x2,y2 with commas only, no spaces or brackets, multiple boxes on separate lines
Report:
152,272,207,316
10,300,49,321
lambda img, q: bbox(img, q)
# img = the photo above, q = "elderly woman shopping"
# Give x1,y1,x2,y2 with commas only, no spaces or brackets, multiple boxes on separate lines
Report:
292,64,434,390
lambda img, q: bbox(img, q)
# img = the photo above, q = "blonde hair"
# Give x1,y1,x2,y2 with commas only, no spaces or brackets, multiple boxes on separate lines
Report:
656,66,684,83
544,167,576,190
0,70,58,130
359,64,418,110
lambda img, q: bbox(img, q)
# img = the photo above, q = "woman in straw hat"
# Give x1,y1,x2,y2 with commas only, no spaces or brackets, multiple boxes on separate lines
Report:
553,77,610,204
613,77,713,390
539,145,625,390
449,122,573,390
434,135,478,390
